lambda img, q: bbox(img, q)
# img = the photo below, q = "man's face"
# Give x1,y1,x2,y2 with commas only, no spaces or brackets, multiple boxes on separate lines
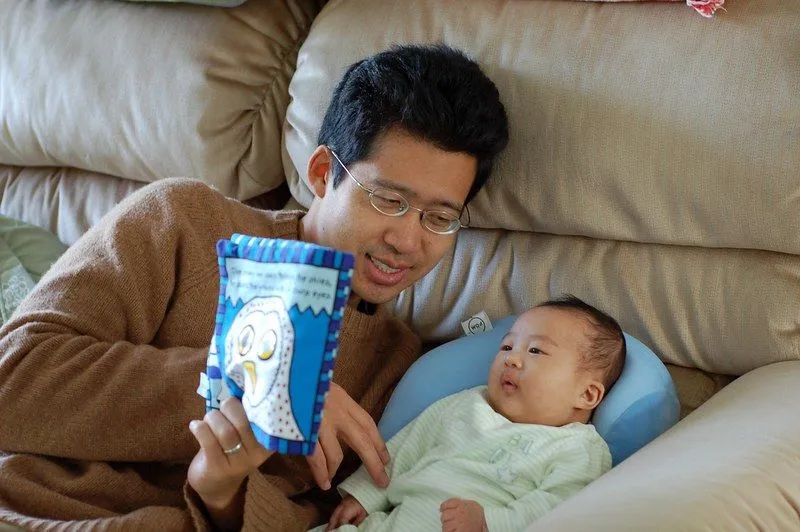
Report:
302,128,476,304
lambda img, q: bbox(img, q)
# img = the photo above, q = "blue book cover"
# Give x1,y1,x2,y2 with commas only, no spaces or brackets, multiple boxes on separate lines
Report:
202,235,354,456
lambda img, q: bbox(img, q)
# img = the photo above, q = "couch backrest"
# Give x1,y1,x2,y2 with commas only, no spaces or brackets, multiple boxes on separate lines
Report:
283,0,800,375
0,0,321,202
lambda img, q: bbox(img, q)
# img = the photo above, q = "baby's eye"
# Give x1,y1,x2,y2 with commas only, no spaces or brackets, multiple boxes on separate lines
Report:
528,347,542,355
500,344,512,351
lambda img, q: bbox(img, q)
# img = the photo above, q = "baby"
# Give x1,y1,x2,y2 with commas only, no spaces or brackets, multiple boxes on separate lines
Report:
319,295,626,532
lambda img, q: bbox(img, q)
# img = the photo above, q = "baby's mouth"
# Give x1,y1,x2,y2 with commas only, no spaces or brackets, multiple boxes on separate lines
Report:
501,373,518,392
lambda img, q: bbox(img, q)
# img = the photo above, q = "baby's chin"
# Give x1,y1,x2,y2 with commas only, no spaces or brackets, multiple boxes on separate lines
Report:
500,409,526,423
486,387,521,422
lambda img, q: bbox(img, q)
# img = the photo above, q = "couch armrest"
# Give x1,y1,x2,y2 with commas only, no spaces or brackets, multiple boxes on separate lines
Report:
0,0,322,200
528,361,800,531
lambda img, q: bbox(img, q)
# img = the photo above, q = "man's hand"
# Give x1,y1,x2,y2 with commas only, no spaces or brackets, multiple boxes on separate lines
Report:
188,397,273,530
440,498,488,532
325,495,367,531
306,382,391,490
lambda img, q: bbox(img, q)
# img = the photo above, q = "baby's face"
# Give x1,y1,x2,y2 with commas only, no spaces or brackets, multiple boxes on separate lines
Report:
487,307,594,426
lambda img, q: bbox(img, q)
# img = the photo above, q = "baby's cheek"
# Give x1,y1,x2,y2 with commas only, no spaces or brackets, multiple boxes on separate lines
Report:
489,360,505,379
521,380,546,404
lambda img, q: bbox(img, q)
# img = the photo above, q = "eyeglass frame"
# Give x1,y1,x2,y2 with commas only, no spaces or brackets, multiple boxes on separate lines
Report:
326,147,470,235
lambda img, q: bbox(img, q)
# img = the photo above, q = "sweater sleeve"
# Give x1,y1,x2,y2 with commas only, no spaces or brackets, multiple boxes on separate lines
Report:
0,180,229,462
241,472,319,532
482,435,612,531
184,470,318,532
338,391,462,513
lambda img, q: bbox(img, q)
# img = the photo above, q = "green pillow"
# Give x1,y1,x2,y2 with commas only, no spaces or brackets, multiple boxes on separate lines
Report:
0,216,67,323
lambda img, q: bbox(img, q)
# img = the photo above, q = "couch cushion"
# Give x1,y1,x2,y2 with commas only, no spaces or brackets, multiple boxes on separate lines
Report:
285,0,799,256
284,0,800,376
0,0,322,200
665,363,733,418
392,229,800,376
122,0,245,5
0,167,293,245
0,166,146,245
527,361,800,531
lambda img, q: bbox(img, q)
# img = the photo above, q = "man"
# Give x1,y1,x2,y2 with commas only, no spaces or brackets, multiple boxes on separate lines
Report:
0,44,508,531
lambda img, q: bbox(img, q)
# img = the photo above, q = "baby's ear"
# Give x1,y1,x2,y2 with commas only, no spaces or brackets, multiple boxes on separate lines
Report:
577,379,605,411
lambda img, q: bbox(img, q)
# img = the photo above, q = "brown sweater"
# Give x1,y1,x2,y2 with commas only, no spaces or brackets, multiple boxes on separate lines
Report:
0,179,421,531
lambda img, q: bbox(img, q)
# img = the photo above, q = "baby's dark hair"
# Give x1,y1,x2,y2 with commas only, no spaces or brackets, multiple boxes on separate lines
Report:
536,294,626,391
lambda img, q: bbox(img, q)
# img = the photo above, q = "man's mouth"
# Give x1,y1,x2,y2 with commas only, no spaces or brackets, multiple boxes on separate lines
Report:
365,254,410,286
370,255,402,273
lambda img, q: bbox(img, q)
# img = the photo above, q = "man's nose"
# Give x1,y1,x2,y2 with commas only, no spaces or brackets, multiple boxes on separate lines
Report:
504,354,523,369
384,211,424,255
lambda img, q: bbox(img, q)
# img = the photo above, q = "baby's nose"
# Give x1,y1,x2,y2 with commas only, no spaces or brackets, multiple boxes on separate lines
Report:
504,354,523,369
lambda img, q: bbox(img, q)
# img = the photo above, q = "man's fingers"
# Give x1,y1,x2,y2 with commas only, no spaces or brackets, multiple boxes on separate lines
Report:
348,405,390,464
342,428,389,488
204,409,246,463
306,443,332,490
219,398,255,448
318,422,344,481
339,404,389,487
189,420,225,464
317,383,388,487
219,398,271,464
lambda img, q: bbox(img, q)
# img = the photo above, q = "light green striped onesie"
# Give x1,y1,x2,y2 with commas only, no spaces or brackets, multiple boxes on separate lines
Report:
318,386,611,532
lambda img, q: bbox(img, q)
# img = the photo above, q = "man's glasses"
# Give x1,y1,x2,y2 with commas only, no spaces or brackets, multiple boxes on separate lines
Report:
327,148,468,235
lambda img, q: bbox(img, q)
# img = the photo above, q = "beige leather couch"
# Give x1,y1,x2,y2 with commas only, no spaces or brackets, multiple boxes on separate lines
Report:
2,0,798,530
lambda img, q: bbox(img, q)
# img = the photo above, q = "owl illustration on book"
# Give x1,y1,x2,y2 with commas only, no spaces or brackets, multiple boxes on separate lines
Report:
224,296,303,441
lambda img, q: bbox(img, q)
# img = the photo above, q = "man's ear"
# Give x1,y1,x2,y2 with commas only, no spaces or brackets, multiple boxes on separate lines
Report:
576,378,605,411
307,145,332,198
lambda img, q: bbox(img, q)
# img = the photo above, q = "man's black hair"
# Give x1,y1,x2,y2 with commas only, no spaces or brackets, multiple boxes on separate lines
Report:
318,43,509,206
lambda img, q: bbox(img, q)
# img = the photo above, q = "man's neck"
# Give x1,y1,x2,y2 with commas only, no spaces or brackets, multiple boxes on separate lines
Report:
355,298,377,315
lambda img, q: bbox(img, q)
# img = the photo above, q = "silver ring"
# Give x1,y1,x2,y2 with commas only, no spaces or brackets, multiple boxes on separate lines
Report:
223,441,243,455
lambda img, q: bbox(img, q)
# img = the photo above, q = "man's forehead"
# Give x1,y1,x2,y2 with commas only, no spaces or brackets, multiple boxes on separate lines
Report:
356,130,475,211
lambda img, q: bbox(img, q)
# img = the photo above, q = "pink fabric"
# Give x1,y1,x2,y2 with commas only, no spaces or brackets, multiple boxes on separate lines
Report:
585,0,725,18
686,0,724,17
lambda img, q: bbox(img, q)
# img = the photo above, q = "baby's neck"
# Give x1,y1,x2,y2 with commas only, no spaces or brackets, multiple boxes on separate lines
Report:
542,408,593,427
570,408,593,425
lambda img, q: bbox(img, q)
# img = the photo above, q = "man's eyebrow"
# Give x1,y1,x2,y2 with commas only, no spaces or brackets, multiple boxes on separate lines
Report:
371,177,464,213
